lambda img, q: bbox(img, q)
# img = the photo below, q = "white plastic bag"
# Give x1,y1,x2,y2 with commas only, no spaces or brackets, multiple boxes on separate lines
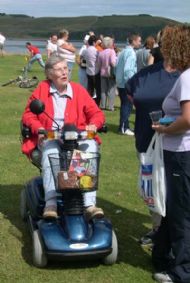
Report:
139,132,166,217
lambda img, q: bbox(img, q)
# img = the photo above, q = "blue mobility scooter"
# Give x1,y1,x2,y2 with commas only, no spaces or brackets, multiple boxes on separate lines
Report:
20,99,118,268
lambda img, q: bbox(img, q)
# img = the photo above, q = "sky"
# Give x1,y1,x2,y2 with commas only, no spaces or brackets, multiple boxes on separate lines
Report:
0,0,189,23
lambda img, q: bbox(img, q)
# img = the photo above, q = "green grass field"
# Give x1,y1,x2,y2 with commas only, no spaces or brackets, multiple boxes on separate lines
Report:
0,55,154,283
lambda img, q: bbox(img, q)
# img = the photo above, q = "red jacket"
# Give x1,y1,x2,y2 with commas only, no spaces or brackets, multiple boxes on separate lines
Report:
21,80,105,157
27,45,40,55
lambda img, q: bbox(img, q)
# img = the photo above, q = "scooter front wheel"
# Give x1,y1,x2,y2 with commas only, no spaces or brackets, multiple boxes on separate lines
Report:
102,230,118,265
33,230,48,268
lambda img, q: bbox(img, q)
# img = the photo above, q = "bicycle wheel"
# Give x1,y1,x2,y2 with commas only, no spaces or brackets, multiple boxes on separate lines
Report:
2,79,16,87
28,77,39,88
19,78,39,88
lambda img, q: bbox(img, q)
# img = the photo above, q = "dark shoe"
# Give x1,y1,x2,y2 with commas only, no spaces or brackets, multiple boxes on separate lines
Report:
84,206,104,221
139,229,157,246
106,108,115,112
43,205,58,219
97,124,108,133
153,272,174,283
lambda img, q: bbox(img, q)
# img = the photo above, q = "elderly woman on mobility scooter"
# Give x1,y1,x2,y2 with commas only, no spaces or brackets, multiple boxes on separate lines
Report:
21,54,105,220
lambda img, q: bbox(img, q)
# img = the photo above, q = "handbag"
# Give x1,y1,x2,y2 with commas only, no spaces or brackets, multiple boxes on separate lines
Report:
107,49,115,79
79,56,86,69
139,132,166,217
108,65,115,79
58,171,79,190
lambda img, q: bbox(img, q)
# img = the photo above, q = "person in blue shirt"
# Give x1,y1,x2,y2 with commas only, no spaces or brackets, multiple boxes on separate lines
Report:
126,60,179,245
115,34,141,135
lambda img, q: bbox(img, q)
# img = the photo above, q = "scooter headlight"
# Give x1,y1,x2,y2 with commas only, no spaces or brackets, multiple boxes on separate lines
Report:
80,131,88,139
64,131,78,140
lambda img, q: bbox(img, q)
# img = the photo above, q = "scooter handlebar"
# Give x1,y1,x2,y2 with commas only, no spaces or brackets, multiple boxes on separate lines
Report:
37,129,95,141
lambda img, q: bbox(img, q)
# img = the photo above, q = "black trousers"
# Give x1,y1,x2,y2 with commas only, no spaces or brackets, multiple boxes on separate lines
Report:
152,150,190,283
87,73,101,106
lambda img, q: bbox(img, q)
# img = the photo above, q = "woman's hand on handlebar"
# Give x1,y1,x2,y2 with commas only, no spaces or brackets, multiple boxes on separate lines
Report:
85,124,97,139
86,124,97,133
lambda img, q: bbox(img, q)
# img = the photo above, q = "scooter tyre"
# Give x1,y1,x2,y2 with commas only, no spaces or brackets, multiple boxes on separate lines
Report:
33,230,48,268
102,230,118,265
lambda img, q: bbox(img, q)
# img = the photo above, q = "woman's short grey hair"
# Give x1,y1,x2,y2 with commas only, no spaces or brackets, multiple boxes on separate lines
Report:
102,37,113,49
45,54,66,78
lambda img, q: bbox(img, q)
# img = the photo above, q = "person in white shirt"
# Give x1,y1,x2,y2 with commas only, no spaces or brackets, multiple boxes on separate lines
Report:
57,29,76,80
0,33,6,57
46,34,58,58
76,34,90,89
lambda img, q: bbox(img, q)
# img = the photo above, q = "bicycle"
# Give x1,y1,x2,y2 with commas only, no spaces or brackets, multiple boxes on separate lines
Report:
1,67,39,88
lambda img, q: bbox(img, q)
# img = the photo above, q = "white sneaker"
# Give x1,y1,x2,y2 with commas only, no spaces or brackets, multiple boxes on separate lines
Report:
153,272,173,283
123,129,134,136
92,92,97,99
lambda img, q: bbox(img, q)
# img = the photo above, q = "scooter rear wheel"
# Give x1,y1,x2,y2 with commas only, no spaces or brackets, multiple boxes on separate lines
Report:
102,230,118,265
20,189,28,221
33,230,48,268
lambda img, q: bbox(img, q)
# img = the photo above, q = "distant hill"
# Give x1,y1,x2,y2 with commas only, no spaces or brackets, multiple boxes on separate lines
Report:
0,13,181,41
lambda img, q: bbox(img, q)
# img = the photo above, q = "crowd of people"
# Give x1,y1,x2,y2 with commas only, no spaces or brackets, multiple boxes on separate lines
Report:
0,28,165,137
3,24,189,283
23,29,163,136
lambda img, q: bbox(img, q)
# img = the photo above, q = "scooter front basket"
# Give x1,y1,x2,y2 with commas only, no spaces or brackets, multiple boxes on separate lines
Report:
49,150,100,192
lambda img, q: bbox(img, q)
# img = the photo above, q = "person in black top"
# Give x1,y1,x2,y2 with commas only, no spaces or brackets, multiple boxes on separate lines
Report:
150,46,163,64
148,30,163,65
126,60,179,244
